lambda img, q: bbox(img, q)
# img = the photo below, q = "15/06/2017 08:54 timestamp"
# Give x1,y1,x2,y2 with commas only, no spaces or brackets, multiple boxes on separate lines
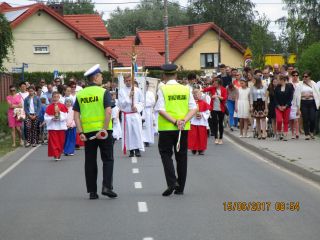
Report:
223,201,300,212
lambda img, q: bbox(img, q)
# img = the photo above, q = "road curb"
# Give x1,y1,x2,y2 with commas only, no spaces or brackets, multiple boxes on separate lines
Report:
225,131,320,185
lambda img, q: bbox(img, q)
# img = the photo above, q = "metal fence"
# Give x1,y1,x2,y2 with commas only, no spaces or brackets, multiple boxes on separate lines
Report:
0,73,13,102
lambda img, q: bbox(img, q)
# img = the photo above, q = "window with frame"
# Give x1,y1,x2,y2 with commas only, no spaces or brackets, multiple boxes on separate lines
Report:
200,53,218,69
33,45,50,54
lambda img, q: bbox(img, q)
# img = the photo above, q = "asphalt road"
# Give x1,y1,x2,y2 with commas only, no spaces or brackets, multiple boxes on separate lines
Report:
1,136,320,240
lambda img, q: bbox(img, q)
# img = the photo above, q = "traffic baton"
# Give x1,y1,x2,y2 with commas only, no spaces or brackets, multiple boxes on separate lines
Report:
88,129,108,140
176,129,181,152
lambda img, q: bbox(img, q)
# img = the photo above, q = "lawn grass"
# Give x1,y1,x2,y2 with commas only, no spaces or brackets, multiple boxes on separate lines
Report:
0,101,9,135
0,101,15,157
0,136,19,158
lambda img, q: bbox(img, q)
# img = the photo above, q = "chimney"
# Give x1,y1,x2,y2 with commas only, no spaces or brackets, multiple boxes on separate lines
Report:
48,3,64,16
188,25,194,39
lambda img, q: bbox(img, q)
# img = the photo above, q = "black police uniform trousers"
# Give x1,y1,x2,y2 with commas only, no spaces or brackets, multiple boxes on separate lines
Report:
158,130,188,191
84,130,114,193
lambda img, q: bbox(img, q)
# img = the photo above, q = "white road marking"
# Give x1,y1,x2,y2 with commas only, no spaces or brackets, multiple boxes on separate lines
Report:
138,202,148,212
225,135,320,190
0,146,40,180
143,238,154,240
134,182,142,189
132,157,137,163
132,168,139,174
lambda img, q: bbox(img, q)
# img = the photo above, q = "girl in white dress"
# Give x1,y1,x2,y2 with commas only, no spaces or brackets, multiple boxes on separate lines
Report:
235,79,251,137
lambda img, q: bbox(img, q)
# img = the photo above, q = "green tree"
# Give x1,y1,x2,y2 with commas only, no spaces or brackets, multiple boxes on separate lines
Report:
188,0,255,46
0,13,13,71
249,16,275,69
282,0,320,54
107,0,191,39
47,0,97,15
296,42,320,81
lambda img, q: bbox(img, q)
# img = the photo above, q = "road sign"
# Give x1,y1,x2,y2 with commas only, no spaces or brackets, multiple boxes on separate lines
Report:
53,70,59,79
12,67,23,73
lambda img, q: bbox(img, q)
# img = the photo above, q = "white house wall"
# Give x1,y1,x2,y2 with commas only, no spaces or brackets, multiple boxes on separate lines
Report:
4,10,109,73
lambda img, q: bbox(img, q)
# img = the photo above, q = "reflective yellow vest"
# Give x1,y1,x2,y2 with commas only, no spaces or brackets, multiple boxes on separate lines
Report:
77,86,112,133
158,84,190,131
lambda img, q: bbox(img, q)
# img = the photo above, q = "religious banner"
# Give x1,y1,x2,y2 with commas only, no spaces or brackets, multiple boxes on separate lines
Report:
118,75,159,102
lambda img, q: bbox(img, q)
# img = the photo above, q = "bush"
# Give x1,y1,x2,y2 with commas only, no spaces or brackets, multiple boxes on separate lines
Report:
296,42,320,82
12,71,112,86
0,102,9,135
148,70,204,79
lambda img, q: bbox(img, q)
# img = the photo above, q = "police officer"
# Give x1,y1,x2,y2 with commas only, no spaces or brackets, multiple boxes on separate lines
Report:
154,64,197,196
73,64,117,200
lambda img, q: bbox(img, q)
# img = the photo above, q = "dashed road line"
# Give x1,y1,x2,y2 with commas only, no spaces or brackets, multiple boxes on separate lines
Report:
138,202,148,212
132,168,139,174
132,157,137,164
143,238,154,240
134,182,142,189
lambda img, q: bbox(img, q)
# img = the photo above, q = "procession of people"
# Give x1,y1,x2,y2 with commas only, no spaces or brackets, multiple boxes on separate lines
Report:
6,62,320,199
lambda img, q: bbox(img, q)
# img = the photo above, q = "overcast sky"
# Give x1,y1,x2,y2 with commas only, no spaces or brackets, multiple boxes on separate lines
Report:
6,0,287,35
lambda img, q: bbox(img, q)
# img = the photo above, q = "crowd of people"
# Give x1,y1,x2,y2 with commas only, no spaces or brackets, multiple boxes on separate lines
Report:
6,78,86,156
6,63,320,159
183,64,320,146
5,63,320,199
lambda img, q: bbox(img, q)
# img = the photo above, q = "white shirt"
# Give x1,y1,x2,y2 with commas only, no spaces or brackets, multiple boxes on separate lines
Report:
29,97,35,114
41,86,48,93
75,85,83,93
154,79,197,112
19,91,29,100
316,81,320,92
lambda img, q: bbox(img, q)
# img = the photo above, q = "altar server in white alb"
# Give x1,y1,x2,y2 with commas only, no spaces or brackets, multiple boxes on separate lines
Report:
110,91,122,141
44,92,68,161
118,74,145,157
142,81,156,147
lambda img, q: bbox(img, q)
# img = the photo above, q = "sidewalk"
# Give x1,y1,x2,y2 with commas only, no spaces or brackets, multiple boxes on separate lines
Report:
225,129,320,184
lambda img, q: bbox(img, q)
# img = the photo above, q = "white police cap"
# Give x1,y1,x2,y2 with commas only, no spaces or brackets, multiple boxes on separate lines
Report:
84,64,101,78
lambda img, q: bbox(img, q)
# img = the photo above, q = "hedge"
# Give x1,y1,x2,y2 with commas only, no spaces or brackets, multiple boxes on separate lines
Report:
148,70,204,79
11,70,205,86
12,71,112,86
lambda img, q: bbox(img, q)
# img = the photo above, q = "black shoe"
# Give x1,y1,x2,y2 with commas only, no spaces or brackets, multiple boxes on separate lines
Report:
144,142,150,147
89,192,99,200
174,189,184,195
162,185,177,197
191,150,197,155
135,149,141,157
129,150,134,157
101,187,118,198
198,151,204,155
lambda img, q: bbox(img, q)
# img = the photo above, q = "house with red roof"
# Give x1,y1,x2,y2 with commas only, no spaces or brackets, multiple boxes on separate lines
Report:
64,14,110,41
102,36,164,69
0,2,117,73
136,22,245,70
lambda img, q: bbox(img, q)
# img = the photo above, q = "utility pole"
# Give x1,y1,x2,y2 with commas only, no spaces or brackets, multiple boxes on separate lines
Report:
164,0,169,64
218,27,221,71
